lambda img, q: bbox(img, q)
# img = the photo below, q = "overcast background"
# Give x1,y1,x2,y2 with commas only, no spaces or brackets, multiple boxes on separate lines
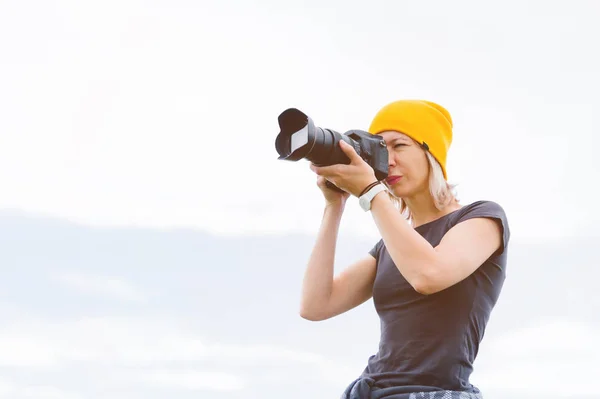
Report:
1,1,599,398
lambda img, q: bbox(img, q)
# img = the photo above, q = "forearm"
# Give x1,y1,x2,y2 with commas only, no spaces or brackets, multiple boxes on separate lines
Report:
369,192,438,293
300,203,345,315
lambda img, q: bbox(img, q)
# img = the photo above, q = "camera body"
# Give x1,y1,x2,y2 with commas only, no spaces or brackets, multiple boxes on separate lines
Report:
275,108,389,192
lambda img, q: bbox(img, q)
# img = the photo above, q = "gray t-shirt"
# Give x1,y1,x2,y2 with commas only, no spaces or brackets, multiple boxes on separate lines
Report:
362,200,510,394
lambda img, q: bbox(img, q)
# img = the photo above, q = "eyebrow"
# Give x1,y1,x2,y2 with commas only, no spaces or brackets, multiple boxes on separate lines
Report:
389,137,410,144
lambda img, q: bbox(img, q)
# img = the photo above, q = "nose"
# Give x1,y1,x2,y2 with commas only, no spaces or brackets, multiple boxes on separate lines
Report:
388,151,396,168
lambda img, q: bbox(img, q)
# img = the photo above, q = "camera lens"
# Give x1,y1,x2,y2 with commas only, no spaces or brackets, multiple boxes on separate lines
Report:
275,108,349,166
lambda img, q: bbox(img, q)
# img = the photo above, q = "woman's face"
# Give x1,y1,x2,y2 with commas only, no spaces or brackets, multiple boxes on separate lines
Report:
378,131,430,198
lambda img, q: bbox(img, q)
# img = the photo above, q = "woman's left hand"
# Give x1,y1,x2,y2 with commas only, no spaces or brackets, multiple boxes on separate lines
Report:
309,140,379,197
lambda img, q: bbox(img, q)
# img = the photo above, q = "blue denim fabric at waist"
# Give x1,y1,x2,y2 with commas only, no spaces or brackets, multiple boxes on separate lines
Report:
341,377,484,399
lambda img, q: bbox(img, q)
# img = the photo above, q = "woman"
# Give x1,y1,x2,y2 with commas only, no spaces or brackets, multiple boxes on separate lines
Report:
301,99,510,399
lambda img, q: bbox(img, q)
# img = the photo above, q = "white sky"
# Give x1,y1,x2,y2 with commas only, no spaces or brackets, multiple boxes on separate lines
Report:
1,0,599,240
1,3,600,397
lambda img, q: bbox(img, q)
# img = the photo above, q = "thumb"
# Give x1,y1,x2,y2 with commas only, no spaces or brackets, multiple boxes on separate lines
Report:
339,140,361,163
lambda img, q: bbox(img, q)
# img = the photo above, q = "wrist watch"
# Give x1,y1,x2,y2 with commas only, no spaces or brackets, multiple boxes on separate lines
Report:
358,183,387,211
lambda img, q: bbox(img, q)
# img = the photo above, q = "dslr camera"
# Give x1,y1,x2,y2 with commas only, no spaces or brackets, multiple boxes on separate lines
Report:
275,108,389,193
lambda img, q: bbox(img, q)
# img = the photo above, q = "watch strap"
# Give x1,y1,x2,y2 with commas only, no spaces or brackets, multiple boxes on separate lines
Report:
359,181,381,197
359,183,387,211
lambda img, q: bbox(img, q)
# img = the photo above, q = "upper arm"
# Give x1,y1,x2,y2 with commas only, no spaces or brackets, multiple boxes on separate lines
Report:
419,216,504,294
320,255,377,320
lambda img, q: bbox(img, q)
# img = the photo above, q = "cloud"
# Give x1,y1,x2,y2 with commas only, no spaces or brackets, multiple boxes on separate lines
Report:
486,319,599,359
0,315,352,393
0,316,204,368
203,342,357,385
0,379,15,397
0,329,58,368
136,370,244,392
474,319,600,397
54,273,146,302
0,377,80,399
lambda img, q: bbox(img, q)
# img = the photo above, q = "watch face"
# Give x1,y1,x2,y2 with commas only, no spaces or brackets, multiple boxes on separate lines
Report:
359,197,368,210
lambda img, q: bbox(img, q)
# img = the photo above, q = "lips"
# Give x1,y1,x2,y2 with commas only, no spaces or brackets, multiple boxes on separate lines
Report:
386,175,402,185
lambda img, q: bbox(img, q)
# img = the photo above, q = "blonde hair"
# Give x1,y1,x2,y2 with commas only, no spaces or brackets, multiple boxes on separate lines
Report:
386,151,458,224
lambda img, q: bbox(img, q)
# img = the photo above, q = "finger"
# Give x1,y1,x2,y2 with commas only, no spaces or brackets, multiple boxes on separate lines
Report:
311,164,340,176
339,140,362,164
310,162,326,174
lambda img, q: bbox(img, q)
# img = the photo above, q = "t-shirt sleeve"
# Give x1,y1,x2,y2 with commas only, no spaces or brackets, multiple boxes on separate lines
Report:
368,239,384,261
455,201,510,255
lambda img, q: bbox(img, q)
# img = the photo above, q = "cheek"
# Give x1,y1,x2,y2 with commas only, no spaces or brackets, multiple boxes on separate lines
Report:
398,152,427,177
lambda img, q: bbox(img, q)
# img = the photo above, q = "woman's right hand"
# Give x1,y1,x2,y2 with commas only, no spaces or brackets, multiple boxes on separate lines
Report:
316,175,350,207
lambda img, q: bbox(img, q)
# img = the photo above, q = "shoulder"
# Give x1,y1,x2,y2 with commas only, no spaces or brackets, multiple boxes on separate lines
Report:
450,200,510,253
452,200,508,222
368,238,384,261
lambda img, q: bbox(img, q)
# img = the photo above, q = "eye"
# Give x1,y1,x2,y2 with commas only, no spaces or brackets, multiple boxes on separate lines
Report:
394,143,406,148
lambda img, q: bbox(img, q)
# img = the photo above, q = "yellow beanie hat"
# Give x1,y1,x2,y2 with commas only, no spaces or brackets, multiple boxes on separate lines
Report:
368,100,453,179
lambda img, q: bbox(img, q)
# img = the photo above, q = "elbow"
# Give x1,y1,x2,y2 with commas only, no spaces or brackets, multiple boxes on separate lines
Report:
299,311,326,322
408,257,447,295
412,281,436,295
299,306,327,322
299,312,319,321
410,272,440,295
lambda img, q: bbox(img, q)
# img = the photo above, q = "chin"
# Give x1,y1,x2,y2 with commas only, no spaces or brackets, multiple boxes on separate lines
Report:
387,179,427,199
389,184,425,200
387,186,411,198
